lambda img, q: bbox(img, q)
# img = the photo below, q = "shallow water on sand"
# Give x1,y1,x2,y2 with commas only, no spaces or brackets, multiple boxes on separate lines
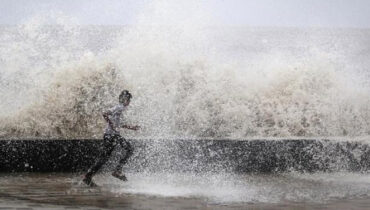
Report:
1,173,370,209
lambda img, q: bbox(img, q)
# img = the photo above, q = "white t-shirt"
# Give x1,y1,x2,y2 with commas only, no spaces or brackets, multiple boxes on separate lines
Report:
104,104,125,135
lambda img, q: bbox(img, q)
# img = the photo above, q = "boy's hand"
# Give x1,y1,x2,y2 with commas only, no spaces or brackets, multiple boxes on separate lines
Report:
122,125,140,130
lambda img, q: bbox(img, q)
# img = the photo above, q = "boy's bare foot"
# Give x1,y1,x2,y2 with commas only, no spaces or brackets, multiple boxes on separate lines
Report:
112,171,128,181
82,175,98,187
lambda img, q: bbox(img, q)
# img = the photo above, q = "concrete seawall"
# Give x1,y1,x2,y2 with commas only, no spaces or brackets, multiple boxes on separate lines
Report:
1,139,370,173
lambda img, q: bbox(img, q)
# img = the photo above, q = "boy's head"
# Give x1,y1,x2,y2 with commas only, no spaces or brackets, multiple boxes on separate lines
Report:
119,90,132,106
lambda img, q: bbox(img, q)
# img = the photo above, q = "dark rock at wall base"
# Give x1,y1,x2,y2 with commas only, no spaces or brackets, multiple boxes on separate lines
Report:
0,139,370,173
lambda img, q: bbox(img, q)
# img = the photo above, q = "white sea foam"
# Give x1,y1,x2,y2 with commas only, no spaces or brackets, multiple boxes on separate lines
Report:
0,1,370,139
94,172,370,203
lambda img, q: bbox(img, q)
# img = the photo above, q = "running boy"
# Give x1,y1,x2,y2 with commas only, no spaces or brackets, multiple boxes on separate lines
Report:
83,90,139,187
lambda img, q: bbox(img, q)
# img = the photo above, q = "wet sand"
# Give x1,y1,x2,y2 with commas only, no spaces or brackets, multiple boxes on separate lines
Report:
1,173,370,210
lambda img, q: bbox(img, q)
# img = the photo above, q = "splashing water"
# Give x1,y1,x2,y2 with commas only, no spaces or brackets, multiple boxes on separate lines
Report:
0,2,370,139
1,1,370,207
93,172,370,204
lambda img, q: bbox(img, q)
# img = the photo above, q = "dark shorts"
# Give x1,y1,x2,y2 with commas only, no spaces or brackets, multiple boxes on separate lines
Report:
103,133,131,149
86,133,133,176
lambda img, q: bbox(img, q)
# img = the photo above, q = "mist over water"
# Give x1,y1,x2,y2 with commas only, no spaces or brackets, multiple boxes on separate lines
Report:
1,1,370,206
0,1,370,140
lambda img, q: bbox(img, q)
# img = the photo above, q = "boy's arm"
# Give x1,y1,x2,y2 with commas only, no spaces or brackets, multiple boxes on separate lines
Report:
121,124,140,131
103,111,117,132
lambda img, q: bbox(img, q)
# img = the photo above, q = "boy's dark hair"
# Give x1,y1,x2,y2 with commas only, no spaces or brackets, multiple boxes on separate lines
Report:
119,90,132,102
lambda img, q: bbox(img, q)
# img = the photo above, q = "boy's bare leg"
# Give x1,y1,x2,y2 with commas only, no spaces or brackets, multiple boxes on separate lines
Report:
83,136,116,186
112,137,133,181
83,156,110,187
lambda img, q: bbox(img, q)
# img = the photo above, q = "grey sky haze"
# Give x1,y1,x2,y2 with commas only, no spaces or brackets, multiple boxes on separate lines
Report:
0,0,370,28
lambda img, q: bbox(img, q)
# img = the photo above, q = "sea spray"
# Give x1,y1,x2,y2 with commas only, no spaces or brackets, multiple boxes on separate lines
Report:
0,62,125,138
1,5,370,139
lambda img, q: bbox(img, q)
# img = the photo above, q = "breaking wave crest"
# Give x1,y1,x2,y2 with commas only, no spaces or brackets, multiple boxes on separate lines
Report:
1,12,370,139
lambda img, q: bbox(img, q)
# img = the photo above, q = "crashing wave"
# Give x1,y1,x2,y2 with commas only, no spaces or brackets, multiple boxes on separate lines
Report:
1,17,370,139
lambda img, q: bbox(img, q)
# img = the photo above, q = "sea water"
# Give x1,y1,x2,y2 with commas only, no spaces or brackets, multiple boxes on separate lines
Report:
1,1,370,205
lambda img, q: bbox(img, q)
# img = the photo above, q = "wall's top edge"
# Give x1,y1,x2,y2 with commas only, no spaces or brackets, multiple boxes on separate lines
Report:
0,136,369,144
1,136,369,141
0,138,365,142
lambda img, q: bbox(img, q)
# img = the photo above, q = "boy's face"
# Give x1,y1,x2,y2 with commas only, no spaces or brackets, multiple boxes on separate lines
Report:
122,98,130,106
